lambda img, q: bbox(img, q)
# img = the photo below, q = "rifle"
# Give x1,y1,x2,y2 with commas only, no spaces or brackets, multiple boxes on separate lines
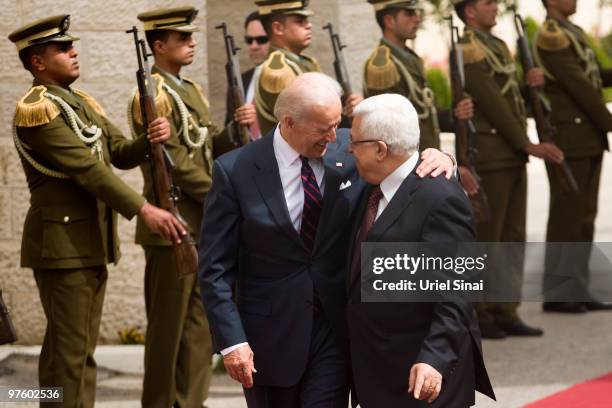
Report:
447,15,492,222
512,10,579,193
127,26,198,277
0,290,17,345
323,23,353,103
217,22,249,145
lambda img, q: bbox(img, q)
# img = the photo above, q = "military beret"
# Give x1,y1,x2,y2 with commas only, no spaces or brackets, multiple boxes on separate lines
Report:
8,14,79,52
367,0,423,11
255,0,314,17
137,6,200,32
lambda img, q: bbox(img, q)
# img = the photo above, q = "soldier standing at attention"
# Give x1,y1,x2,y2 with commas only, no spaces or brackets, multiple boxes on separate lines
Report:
452,0,565,339
8,15,185,408
363,0,474,150
130,7,256,408
253,0,363,134
535,0,612,313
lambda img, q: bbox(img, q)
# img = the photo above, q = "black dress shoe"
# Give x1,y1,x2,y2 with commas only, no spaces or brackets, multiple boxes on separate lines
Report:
496,320,544,336
584,301,612,311
479,322,507,339
543,302,587,313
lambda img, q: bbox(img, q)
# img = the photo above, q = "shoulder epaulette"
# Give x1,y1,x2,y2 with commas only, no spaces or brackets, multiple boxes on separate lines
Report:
460,31,486,64
182,76,210,108
131,73,172,125
536,20,571,51
260,51,298,94
365,45,401,90
14,85,60,128
73,88,106,117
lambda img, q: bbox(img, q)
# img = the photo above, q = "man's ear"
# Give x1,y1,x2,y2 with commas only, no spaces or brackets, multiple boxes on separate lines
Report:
30,54,46,73
383,13,396,31
153,39,166,55
271,20,285,37
376,141,389,160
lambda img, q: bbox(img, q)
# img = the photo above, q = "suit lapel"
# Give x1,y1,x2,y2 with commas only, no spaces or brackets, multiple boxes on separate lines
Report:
312,143,343,253
253,132,306,250
367,170,421,242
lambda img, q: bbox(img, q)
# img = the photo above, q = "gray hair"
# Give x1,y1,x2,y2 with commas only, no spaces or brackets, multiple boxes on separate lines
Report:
353,94,420,155
273,72,343,121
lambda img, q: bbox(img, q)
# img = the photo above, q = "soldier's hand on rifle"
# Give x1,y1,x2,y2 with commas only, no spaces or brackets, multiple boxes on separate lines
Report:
234,104,257,126
343,93,363,117
454,98,474,121
146,117,172,144
458,165,479,196
526,67,545,88
138,202,188,244
525,142,564,164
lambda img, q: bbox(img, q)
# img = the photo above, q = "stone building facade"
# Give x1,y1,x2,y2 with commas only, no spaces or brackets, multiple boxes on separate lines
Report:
0,0,380,344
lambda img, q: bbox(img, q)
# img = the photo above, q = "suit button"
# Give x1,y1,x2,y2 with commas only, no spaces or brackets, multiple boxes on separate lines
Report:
574,117,582,124
63,216,70,223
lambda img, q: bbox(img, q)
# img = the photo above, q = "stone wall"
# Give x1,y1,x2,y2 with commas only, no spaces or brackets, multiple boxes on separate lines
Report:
0,0,383,345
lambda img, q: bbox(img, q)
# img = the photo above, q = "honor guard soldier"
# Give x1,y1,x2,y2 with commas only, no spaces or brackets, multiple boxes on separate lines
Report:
130,7,256,407
8,15,184,408
254,0,362,134
452,0,565,338
535,0,612,313
364,0,474,150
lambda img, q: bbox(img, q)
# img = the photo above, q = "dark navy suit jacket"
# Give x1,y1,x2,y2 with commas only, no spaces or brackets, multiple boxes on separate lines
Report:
199,128,366,387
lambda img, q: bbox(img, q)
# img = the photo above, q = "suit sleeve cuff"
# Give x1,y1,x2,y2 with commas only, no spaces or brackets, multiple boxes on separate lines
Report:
220,342,249,356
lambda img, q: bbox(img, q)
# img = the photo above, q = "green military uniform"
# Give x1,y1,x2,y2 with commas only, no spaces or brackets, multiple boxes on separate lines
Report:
459,26,531,328
363,0,441,150
9,15,147,408
131,7,238,407
534,18,611,301
254,0,319,134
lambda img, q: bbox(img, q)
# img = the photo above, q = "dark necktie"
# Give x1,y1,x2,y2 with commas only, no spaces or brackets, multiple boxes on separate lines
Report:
300,156,323,252
350,186,384,282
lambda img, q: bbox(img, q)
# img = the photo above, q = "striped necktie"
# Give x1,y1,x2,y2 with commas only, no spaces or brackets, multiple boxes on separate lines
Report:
300,156,323,252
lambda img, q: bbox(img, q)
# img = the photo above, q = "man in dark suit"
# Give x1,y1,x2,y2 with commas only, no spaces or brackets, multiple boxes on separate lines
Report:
225,11,269,139
347,94,495,407
199,72,455,408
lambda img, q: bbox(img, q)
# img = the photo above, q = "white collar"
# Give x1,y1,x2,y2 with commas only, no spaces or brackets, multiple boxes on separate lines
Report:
380,152,419,203
273,125,301,168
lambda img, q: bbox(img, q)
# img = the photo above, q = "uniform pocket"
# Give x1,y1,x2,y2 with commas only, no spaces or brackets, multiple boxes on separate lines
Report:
41,206,91,259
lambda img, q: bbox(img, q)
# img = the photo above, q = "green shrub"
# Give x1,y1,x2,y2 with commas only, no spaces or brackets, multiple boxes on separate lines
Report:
426,67,452,110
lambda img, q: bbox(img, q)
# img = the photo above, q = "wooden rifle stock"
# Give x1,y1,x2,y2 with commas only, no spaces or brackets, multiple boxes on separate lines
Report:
127,26,198,277
447,16,492,222
323,23,353,100
217,22,249,145
513,11,579,193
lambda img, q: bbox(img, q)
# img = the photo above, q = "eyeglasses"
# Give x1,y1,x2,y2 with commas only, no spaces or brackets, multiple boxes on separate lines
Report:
245,35,269,45
349,138,385,146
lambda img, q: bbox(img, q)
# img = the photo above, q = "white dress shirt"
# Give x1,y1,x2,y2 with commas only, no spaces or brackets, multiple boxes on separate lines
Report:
220,125,325,356
376,152,419,220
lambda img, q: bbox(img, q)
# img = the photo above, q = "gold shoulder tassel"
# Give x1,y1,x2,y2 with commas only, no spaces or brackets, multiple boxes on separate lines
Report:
14,85,60,127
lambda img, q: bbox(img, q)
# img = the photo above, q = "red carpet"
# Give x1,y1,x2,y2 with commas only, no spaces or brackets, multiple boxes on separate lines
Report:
524,372,612,408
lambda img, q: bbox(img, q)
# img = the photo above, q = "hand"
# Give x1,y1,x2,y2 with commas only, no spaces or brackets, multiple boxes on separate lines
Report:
526,68,545,88
138,202,187,244
454,98,473,121
343,93,363,118
417,149,455,179
408,363,443,404
147,117,171,143
524,142,564,164
234,104,257,126
224,344,257,388
458,165,479,196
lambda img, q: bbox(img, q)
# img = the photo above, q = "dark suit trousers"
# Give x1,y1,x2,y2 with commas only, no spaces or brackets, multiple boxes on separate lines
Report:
243,312,348,408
